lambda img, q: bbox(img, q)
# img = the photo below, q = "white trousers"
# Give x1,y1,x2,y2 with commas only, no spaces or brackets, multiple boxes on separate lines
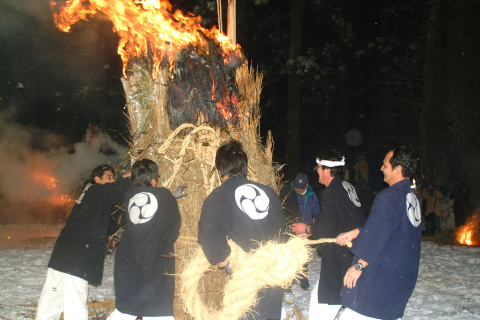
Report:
309,278,342,320
36,268,88,320
339,307,401,320
107,309,175,320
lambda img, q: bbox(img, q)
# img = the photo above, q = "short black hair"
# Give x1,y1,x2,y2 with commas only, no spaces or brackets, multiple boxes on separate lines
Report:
389,145,418,178
132,159,159,187
215,140,248,178
316,149,345,178
91,164,114,183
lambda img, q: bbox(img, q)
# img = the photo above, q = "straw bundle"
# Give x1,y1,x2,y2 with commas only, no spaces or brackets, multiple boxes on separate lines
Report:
121,59,277,319
179,237,312,320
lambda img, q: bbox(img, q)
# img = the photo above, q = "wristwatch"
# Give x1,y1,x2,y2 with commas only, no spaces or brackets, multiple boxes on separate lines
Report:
354,262,364,271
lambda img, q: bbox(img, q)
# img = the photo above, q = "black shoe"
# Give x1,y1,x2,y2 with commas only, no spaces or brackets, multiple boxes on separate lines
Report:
300,277,310,289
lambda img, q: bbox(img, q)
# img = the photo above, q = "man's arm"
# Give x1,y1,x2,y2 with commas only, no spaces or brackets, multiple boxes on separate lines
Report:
343,257,369,289
336,228,360,246
337,229,367,289
198,196,231,266
291,222,310,238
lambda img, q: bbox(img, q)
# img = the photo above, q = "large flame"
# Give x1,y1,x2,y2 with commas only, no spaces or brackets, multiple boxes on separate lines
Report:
51,0,242,76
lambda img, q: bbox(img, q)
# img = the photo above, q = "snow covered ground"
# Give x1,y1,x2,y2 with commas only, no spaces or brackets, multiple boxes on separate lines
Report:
1,224,480,320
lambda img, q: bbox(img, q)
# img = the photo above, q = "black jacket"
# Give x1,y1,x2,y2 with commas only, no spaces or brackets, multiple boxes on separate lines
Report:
311,177,365,304
198,176,285,319
114,186,181,317
48,177,132,285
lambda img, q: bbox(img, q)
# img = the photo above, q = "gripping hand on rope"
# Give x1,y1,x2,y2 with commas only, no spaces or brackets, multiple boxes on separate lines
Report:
292,222,354,247
291,222,311,239
335,228,360,247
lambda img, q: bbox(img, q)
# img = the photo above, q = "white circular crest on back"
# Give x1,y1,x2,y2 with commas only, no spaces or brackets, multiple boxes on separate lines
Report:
235,184,270,220
342,181,362,207
406,192,421,227
128,192,158,224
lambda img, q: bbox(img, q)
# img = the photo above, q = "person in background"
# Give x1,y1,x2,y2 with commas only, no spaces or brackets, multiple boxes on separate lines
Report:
422,180,443,236
36,164,132,320
108,159,181,320
356,178,375,217
281,172,321,289
291,150,365,320
336,145,421,320
353,153,369,184
198,140,285,320
450,174,473,227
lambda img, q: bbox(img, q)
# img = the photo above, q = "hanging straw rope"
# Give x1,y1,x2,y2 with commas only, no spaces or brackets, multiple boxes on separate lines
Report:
179,236,350,320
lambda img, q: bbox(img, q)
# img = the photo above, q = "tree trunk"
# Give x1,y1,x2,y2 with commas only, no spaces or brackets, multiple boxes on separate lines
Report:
285,0,304,177
423,0,480,178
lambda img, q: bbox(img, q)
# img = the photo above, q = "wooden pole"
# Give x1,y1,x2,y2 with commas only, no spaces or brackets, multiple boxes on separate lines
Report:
227,0,236,44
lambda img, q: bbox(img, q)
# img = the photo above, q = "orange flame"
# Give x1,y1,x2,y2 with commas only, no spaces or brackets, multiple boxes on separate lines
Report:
460,230,471,245
456,213,479,246
33,172,59,190
31,168,74,207
458,226,473,246
51,0,242,76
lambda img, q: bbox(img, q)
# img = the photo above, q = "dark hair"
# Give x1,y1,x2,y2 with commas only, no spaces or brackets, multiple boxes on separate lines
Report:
316,149,345,178
215,140,248,178
132,159,159,187
91,164,114,183
388,145,418,178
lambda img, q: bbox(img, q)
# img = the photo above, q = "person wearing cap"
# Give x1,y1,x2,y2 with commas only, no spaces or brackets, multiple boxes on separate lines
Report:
291,149,365,320
281,172,320,289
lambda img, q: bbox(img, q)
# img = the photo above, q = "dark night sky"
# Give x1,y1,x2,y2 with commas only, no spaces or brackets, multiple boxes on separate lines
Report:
0,0,128,145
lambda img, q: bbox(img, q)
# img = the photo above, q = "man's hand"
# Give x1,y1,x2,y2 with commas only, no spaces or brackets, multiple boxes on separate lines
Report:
343,265,362,289
291,223,310,238
336,228,360,246
172,185,188,199
217,258,232,274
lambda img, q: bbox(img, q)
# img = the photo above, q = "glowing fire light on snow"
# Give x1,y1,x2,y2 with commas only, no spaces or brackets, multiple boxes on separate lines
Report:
50,0,242,76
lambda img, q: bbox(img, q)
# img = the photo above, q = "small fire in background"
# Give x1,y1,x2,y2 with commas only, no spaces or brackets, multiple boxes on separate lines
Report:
33,172,59,190
49,194,74,207
456,211,480,246
22,168,75,223
30,170,72,206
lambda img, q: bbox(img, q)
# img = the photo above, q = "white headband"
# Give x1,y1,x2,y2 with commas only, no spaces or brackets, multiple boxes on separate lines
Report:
316,156,345,167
